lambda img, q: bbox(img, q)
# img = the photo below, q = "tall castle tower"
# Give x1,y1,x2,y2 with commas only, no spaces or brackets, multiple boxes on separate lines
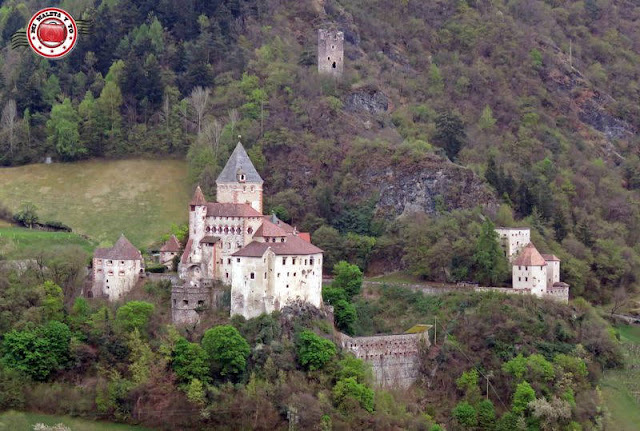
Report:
216,141,263,213
318,29,344,77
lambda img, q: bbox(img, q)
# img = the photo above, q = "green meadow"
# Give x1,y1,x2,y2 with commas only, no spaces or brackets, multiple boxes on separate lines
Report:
0,227,94,259
601,324,640,431
0,159,189,248
0,411,150,431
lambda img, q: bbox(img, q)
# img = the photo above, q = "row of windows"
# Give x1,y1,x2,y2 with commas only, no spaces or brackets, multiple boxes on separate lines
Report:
250,271,315,279
517,266,529,271
218,185,257,192
518,277,529,282
281,257,315,265
172,299,205,306
97,269,125,276
96,259,127,265
265,237,285,243
206,225,251,235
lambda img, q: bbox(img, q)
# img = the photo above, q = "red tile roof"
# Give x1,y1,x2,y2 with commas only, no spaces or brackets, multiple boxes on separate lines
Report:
541,254,560,262
190,185,207,206
160,235,181,252
513,243,547,266
180,238,193,264
94,235,142,260
263,215,294,233
206,203,262,217
254,219,288,237
232,235,323,257
200,236,221,244
298,232,311,243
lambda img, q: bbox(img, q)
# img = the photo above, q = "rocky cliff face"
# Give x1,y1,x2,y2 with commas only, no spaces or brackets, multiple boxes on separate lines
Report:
347,153,497,218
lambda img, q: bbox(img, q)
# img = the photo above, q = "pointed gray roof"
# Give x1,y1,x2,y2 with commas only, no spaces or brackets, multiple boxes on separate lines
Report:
94,234,142,260
216,142,263,184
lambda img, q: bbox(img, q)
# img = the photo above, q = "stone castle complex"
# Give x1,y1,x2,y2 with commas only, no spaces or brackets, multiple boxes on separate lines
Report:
174,142,323,323
495,227,569,302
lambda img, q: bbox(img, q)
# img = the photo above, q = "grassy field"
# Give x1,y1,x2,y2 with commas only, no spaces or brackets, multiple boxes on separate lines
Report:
0,227,95,259
0,411,150,431
601,324,640,431
0,159,189,248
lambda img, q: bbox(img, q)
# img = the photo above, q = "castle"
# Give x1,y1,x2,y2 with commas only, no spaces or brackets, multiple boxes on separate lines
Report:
92,234,144,300
174,142,323,322
495,227,569,302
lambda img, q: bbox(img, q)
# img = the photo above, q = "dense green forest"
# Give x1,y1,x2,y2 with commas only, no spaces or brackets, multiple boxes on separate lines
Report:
2,0,639,304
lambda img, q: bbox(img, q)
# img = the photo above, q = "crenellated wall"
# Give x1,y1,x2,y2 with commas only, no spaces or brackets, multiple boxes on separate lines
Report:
338,329,431,387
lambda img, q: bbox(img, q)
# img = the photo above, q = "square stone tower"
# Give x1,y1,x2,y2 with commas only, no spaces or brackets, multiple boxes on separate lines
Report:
318,29,344,77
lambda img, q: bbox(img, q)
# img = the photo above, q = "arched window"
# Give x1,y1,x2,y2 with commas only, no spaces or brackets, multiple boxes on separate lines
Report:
248,227,253,234
224,226,229,234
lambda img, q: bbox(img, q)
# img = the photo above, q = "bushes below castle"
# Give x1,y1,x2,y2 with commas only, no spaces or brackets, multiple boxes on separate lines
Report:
0,263,625,430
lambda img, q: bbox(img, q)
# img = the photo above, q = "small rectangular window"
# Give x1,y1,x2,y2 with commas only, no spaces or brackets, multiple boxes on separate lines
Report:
226,272,229,278
518,277,521,282
183,300,188,305
237,258,240,263
228,258,231,264
250,273,255,279
525,277,528,282
293,258,296,265
282,258,286,265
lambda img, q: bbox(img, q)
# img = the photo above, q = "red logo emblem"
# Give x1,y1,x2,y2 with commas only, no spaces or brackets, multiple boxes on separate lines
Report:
27,8,77,59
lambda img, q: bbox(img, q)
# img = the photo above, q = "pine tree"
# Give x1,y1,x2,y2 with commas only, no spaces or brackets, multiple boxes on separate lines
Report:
473,219,509,285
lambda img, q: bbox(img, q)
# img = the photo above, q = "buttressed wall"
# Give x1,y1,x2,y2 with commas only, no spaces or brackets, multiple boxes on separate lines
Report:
338,327,431,387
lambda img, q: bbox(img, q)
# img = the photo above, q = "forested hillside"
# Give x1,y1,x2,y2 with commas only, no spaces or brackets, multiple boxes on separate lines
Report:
1,0,640,303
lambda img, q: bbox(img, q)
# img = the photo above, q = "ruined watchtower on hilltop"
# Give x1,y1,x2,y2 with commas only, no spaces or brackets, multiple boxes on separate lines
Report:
318,29,344,77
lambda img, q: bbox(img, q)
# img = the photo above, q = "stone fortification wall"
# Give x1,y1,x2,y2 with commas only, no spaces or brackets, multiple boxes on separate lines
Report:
338,331,430,388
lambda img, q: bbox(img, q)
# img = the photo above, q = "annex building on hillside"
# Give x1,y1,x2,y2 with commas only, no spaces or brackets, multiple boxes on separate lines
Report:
91,234,144,301
496,227,569,302
159,234,181,270
174,142,323,323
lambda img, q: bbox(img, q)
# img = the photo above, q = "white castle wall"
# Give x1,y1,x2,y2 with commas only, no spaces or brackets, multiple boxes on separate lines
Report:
231,252,323,319
512,264,547,296
495,228,530,261
93,258,142,300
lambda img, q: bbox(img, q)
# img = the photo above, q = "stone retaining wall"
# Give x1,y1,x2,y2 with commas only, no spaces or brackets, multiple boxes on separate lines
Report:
338,330,431,387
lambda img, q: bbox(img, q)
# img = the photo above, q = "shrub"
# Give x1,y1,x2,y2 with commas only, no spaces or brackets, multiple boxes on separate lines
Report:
171,337,210,384
452,401,477,428
1,321,72,381
201,325,250,377
332,261,363,299
322,286,347,305
334,299,357,335
115,301,155,334
296,330,336,371
333,377,374,413
512,381,536,415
